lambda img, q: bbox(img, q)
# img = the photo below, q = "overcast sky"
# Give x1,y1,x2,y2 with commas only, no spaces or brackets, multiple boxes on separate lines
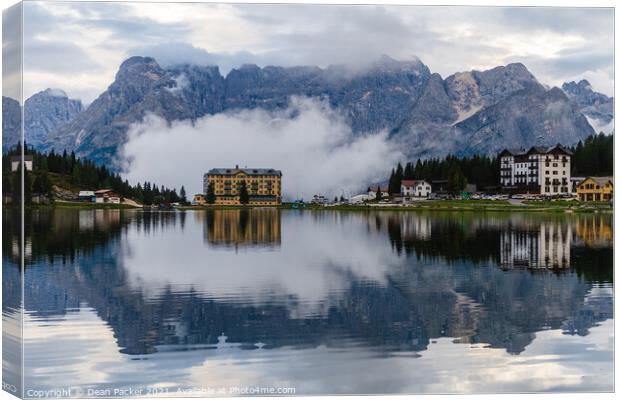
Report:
8,2,614,103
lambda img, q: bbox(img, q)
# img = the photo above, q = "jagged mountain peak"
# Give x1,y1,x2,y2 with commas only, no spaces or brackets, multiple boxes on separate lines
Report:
40,88,69,98
371,54,426,70
561,78,613,130
27,88,80,105
29,55,603,169
562,79,594,93
19,87,83,150
114,56,165,83
118,55,159,69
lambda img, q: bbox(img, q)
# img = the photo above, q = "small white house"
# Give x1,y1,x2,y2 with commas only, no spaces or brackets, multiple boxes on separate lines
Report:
368,187,389,199
78,191,96,202
311,194,328,205
10,155,33,172
94,189,121,204
349,194,372,204
401,180,432,199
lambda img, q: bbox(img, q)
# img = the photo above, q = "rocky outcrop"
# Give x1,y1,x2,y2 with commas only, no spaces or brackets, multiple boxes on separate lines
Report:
24,88,83,148
562,79,613,132
34,56,602,167
2,96,21,152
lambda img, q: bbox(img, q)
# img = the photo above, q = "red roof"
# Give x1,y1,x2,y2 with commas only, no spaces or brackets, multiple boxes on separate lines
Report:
401,180,427,187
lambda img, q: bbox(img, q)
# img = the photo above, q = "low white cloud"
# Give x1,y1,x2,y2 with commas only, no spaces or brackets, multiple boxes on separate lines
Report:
121,97,402,199
164,72,189,95
586,116,615,135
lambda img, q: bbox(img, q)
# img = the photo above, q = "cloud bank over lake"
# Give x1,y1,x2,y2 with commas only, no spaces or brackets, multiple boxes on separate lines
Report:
121,97,402,199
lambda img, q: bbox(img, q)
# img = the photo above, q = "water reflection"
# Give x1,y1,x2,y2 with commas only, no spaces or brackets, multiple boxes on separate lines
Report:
201,209,281,249
2,208,614,394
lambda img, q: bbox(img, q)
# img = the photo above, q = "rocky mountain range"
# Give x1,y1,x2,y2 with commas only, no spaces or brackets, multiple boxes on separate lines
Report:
2,96,21,152
4,55,611,167
2,89,83,152
562,79,614,130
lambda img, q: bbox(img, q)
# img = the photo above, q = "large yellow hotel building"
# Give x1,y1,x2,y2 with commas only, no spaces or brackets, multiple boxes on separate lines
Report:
203,165,282,206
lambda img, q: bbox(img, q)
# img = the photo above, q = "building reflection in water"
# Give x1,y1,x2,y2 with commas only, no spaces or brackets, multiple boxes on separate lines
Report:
201,208,281,249
379,211,612,271
574,214,613,248
500,221,572,269
78,209,122,232
5,209,613,356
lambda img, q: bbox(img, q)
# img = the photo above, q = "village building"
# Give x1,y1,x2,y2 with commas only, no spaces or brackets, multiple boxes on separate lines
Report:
193,194,207,205
203,166,282,206
576,177,613,202
499,144,572,195
78,191,96,202
10,155,33,172
401,180,432,200
373,186,390,199
311,194,328,205
94,189,121,204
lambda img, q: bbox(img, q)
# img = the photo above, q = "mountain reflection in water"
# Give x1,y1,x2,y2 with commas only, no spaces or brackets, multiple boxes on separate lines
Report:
2,208,613,394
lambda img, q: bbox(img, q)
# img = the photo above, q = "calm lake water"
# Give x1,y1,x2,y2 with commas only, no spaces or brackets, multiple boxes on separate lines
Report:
3,208,614,396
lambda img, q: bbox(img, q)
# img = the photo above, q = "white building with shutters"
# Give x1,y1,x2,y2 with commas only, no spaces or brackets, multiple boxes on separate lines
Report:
499,144,572,195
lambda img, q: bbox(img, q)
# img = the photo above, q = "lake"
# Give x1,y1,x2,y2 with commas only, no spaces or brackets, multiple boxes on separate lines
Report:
2,208,614,396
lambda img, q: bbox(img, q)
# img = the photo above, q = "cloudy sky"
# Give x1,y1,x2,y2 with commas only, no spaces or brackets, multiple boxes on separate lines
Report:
7,1,614,103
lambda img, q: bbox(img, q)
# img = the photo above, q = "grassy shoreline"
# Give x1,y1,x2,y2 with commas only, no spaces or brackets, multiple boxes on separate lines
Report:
8,199,612,213
182,200,612,213
14,201,141,210
287,202,612,213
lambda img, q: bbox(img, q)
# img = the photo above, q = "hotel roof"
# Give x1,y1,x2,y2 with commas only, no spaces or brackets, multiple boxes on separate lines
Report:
499,144,573,157
207,167,282,176
401,179,429,187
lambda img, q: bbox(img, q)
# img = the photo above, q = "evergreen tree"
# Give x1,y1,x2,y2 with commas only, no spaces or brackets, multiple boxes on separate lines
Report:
395,163,404,192
375,186,382,201
3,171,12,196
448,166,467,194
72,164,82,184
23,167,32,204
239,181,250,204
180,186,187,204
11,165,21,204
388,168,397,194
33,172,51,195
206,182,216,204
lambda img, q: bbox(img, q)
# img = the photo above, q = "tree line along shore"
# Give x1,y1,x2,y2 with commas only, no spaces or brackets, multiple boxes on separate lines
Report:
2,133,612,211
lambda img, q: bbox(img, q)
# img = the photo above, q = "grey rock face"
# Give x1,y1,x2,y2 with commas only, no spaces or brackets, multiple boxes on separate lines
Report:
43,57,226,166
445,63,541,123
453,86,595,157
393,64,593,160
24,88,83,148
42,55,432,165
36,55,599,167
223,56,431,133
2,96,21,152
562,79,614,130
